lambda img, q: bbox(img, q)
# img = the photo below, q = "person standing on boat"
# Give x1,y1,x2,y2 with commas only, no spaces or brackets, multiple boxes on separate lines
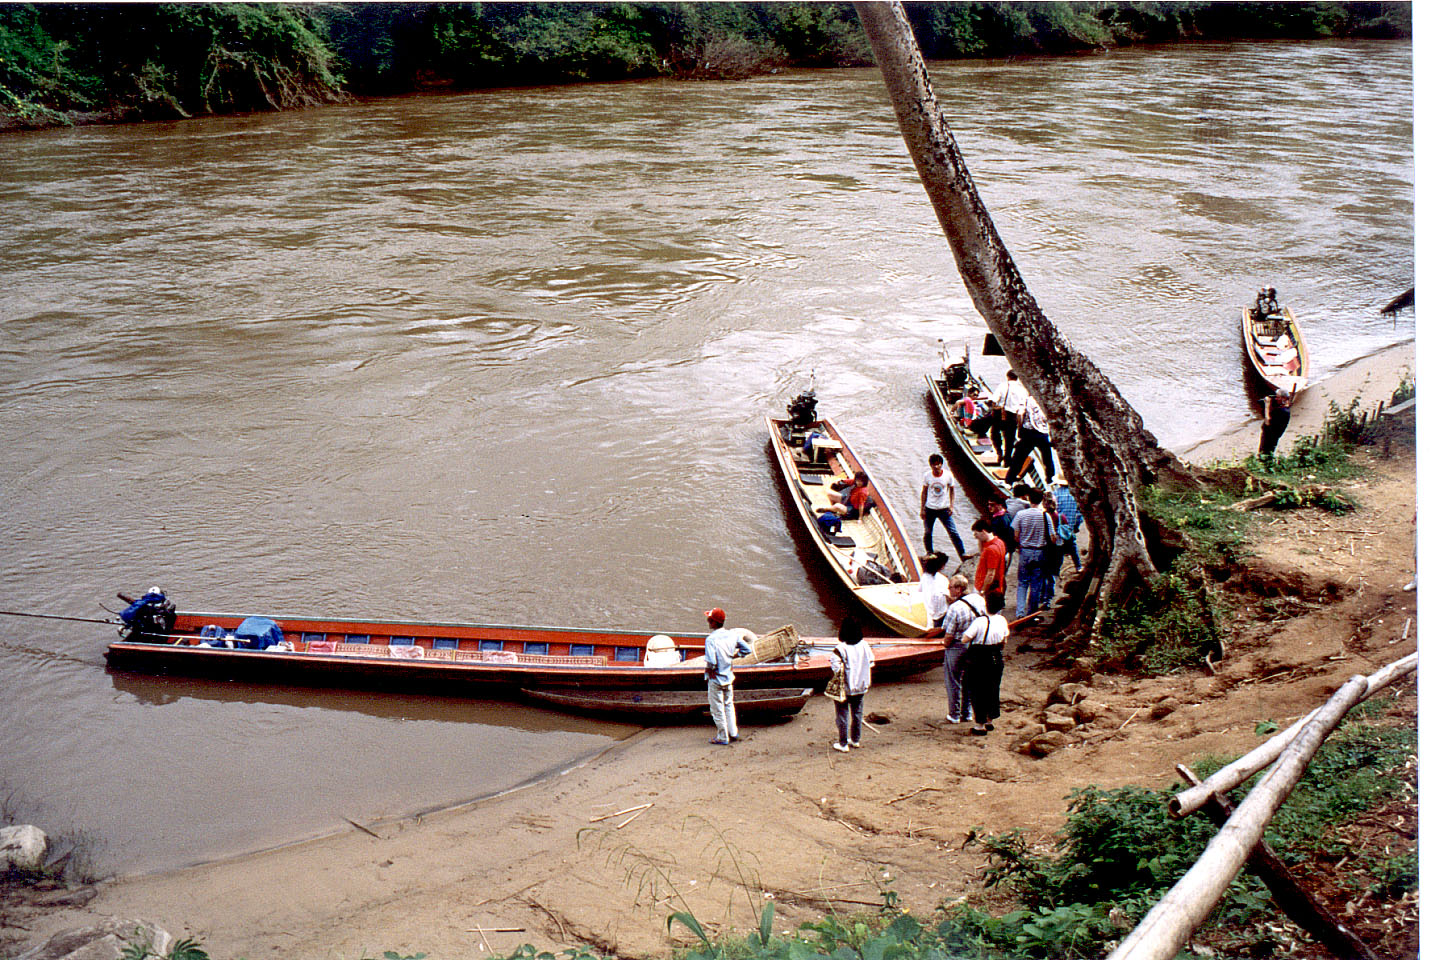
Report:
1004,395,1055,486
1258,386,1294,456
703,608,755,746
829,615,873,752
920,454,968,559
994,371,1029,466
939,573,985,724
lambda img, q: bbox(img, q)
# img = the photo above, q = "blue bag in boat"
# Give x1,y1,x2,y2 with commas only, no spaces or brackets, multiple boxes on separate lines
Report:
233,616,284,650
817,511,842,536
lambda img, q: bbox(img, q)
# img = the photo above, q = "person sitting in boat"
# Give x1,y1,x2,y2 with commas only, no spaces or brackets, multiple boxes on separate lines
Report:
1254,286,1280,318
954,386,991,430
815,471,872,520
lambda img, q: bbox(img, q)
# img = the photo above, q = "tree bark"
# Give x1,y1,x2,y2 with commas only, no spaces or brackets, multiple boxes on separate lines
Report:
854,2,1194,635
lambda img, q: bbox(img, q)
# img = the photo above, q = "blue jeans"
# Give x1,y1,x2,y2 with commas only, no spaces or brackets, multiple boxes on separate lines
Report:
944,644,971,720
1016,546,1046,617
834,694,865,745
923,507,967,557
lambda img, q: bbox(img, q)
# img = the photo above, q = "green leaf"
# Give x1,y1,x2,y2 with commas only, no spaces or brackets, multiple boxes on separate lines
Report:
760,899,775,945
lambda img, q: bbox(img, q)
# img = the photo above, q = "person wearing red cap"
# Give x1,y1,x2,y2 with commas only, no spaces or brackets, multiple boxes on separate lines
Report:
703,607,755,745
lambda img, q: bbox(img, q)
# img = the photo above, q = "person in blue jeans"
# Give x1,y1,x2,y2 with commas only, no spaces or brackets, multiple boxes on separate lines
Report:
1011,486,1055,618
829,616,874,752
920,454,967,558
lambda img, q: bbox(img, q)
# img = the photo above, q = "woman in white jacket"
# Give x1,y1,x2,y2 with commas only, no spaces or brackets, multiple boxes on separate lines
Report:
829,615,874,753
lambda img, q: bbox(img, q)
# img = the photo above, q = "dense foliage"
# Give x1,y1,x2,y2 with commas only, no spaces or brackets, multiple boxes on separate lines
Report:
1,2,1412,129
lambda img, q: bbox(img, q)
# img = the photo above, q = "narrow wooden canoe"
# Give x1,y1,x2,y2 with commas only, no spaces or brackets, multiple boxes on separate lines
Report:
765,411,929,636
104,610,943,695
1241,306,1309,395
521,686,813,722
925,348,1056,502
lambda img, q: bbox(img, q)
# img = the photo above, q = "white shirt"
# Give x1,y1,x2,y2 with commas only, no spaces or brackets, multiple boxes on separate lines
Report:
921,467,958,510
1021,396,1049,435
962,613,1010,647
997,378,1030,416
828,640,874,696
919,572,949,624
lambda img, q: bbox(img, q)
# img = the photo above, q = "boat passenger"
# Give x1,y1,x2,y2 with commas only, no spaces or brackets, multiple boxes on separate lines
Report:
994,371,1029,466
814,471,871,520
1254,286,1280,318
955,385,991,429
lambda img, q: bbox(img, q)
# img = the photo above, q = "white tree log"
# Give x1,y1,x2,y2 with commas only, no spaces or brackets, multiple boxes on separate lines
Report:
1170,652,1417,817
1108,675,1371,960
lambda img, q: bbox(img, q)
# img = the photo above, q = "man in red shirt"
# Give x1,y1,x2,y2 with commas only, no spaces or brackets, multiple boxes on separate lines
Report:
970,518,1008,603
816,471,872,520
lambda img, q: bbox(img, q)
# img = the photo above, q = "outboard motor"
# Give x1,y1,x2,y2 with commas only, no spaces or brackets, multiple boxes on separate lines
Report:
118,587,176,643
787,390,819,429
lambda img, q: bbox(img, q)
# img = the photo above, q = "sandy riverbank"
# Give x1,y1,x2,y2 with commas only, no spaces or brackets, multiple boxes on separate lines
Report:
9,342,1419,960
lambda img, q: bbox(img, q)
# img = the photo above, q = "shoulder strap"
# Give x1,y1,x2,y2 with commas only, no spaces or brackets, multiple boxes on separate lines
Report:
960,597,982,617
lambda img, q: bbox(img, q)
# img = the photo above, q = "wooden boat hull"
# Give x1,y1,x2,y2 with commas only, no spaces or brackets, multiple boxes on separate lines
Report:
1241,306,1309,395
521,686,813,722
104,610,943,696
926,364,1054,502
765,415,928,636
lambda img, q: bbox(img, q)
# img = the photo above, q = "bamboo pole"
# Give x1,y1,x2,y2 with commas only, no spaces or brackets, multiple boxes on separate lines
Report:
1170,652,1416,817
1175,765,1381,960
1108,675,1370,960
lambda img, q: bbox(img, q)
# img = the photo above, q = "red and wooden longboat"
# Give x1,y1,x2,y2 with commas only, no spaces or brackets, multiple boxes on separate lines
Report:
103,610,943,697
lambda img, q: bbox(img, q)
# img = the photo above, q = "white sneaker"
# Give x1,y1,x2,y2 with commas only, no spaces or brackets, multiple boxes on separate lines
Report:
946,715,960,724
849,740,861,749
1403,580,1416,592
832,742,849,752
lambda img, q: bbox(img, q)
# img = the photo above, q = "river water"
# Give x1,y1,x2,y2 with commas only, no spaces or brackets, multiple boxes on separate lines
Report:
0,40,1412,875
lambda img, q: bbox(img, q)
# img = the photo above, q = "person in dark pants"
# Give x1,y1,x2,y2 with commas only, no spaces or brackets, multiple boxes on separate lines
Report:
1005,395,1055,486
959,592,1009,735
1259,387,1294,456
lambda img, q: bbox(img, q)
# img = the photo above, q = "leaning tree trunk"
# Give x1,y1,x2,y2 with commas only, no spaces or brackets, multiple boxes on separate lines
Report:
855,2,1195,637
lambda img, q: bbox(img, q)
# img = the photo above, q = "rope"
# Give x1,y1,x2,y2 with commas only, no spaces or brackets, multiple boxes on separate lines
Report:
0,609,118,625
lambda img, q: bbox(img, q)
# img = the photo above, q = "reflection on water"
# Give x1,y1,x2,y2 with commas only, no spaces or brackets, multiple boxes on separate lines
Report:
0,39,1411,873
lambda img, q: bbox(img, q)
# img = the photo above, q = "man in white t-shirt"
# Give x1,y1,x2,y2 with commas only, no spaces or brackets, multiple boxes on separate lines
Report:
920,453,967,559
994,370,1030,466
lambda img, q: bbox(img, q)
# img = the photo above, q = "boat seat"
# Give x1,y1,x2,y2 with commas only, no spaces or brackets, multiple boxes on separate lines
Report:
798,472,828,485
821,528,857,549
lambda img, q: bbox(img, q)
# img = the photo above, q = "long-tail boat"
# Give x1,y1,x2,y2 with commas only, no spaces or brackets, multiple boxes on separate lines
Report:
925,341,1057,501
103,604,943,699
765,392,930,637
1241,305,1309,395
